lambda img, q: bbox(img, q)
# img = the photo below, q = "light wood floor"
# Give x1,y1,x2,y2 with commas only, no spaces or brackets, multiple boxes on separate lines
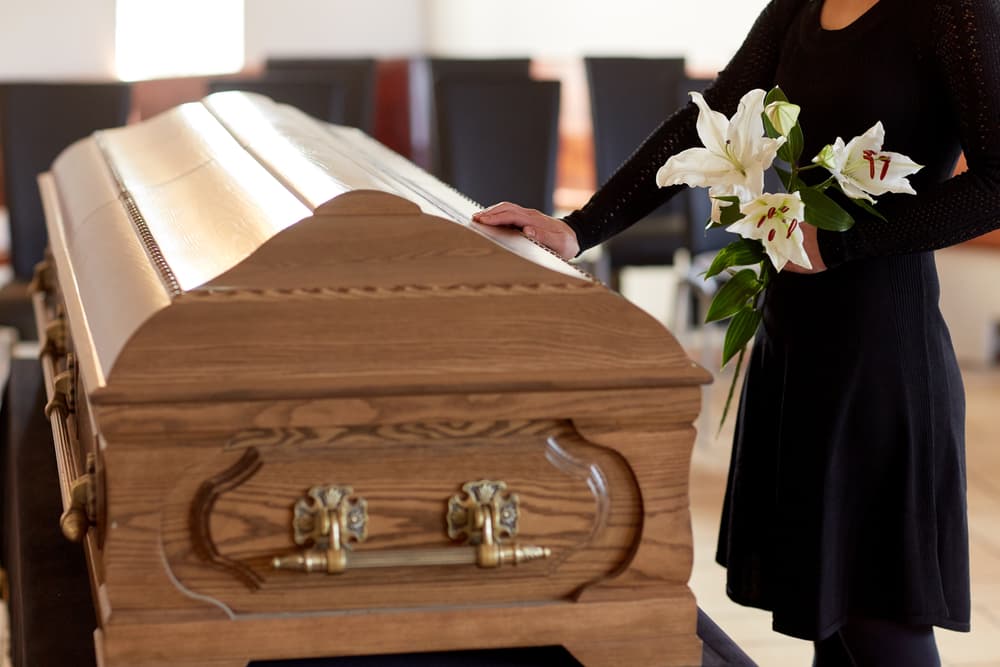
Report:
686,354,1000,667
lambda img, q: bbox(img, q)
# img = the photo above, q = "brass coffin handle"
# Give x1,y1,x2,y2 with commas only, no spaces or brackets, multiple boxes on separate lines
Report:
60,457,97,543
272,480,551,574
33,283,98,544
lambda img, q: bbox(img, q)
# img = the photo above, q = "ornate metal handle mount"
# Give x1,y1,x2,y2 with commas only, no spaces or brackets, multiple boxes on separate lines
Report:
272,480,551,574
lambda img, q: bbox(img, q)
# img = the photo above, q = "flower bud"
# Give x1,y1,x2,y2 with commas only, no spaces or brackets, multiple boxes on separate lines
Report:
813,143,837,170
764,100,801,137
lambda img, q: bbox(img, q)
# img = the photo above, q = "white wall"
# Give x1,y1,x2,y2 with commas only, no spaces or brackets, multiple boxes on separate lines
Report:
426,0,769,74
243,0,427,64
0,0,427,80
0,0,118,79
0,1,769,80
937,248,1000,366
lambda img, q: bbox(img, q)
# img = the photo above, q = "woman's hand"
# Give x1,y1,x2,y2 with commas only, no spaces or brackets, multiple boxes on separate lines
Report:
785,222,828,274
472,202,580,261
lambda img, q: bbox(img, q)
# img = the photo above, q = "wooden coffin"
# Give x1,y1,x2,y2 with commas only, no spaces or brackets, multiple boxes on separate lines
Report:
31,92,711,667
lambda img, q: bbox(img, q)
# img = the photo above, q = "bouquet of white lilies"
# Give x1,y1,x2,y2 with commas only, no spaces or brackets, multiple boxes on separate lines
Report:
656,86,922,425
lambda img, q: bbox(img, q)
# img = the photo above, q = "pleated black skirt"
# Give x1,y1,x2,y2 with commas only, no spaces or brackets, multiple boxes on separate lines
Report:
716,251,970,640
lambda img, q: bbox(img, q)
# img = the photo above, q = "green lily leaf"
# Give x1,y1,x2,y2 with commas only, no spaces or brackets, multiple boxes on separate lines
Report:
774,164,793,191
722,307,762,368
705,269,763,323
790,124,805,161
778,123,804,165
712,195,741,206
713,195,745,226
705,239,765,279
765,86,789,105
777,143,793,165
848,194,888,222
799,186,856,231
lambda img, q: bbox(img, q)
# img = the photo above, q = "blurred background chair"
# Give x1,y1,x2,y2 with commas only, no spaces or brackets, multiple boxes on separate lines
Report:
584,57,690,291
411,57,532,174
434,78,560,215
427,57,531,86
264,57,378,133
0,82,131,340
207,78,348,124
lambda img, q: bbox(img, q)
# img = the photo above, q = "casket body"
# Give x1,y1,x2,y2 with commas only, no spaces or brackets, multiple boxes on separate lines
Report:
33,92,709,667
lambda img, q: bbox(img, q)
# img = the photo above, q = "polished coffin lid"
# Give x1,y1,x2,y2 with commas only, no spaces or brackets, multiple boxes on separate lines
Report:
40,92,707,404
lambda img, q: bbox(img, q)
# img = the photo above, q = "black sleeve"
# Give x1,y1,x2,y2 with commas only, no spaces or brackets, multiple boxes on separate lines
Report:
563,0,803,253
818,0,1000,265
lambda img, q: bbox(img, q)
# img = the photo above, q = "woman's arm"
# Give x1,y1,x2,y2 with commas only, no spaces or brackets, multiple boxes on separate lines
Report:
474,0,807,257
817,0,1000,266
562,0,806,253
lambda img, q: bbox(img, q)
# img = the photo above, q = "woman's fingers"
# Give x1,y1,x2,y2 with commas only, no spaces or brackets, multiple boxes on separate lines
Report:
785,223,827,274
472,202,534,227
472,202,580,260
473,203,553,234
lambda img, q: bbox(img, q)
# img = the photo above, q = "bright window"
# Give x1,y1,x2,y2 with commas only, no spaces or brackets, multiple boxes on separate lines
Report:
115,0,244,81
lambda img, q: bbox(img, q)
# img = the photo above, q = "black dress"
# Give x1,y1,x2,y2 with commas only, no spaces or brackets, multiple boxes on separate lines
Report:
563,0,1000,641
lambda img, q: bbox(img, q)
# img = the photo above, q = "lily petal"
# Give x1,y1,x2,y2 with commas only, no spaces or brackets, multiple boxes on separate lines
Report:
727,192,811,272
659,89,786,202
690,92,731,156
656,148,747,189
835,174,878,203
728,89,767,162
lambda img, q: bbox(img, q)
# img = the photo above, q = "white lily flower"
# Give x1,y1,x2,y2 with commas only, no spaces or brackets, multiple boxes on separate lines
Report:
764,100,801,137
656,89,786,203
727,192,812,272
812,121,923,203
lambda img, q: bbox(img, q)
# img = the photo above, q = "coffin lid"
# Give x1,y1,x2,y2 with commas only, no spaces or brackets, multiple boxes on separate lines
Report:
41,92,708,405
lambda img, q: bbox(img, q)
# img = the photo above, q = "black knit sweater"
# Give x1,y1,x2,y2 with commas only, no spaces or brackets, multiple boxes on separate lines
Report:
563,0,1000,267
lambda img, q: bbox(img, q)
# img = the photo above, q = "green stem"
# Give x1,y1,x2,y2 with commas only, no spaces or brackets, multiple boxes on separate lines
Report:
716,259,769,435
816,175,836,191
717,344,747,437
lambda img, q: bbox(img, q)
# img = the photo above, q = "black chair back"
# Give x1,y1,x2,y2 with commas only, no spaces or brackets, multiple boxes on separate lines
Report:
1,82,131,281
428,58,532,85
264,58,377,133
208,78,348,125
435,79,560,215
586,57,686,187
583,58,688,287
419,58,533,175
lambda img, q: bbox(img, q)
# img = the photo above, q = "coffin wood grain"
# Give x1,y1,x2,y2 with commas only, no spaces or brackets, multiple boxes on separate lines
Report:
39,92,711,666
99,288,706,404
96,596,700,667
93,385,703,435
112,420,644,615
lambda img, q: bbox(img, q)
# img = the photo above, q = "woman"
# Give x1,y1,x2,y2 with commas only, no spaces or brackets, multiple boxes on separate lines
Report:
473,0,1000,664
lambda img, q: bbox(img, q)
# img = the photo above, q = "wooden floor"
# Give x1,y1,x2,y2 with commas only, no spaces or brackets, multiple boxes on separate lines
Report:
686,351,1000,667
